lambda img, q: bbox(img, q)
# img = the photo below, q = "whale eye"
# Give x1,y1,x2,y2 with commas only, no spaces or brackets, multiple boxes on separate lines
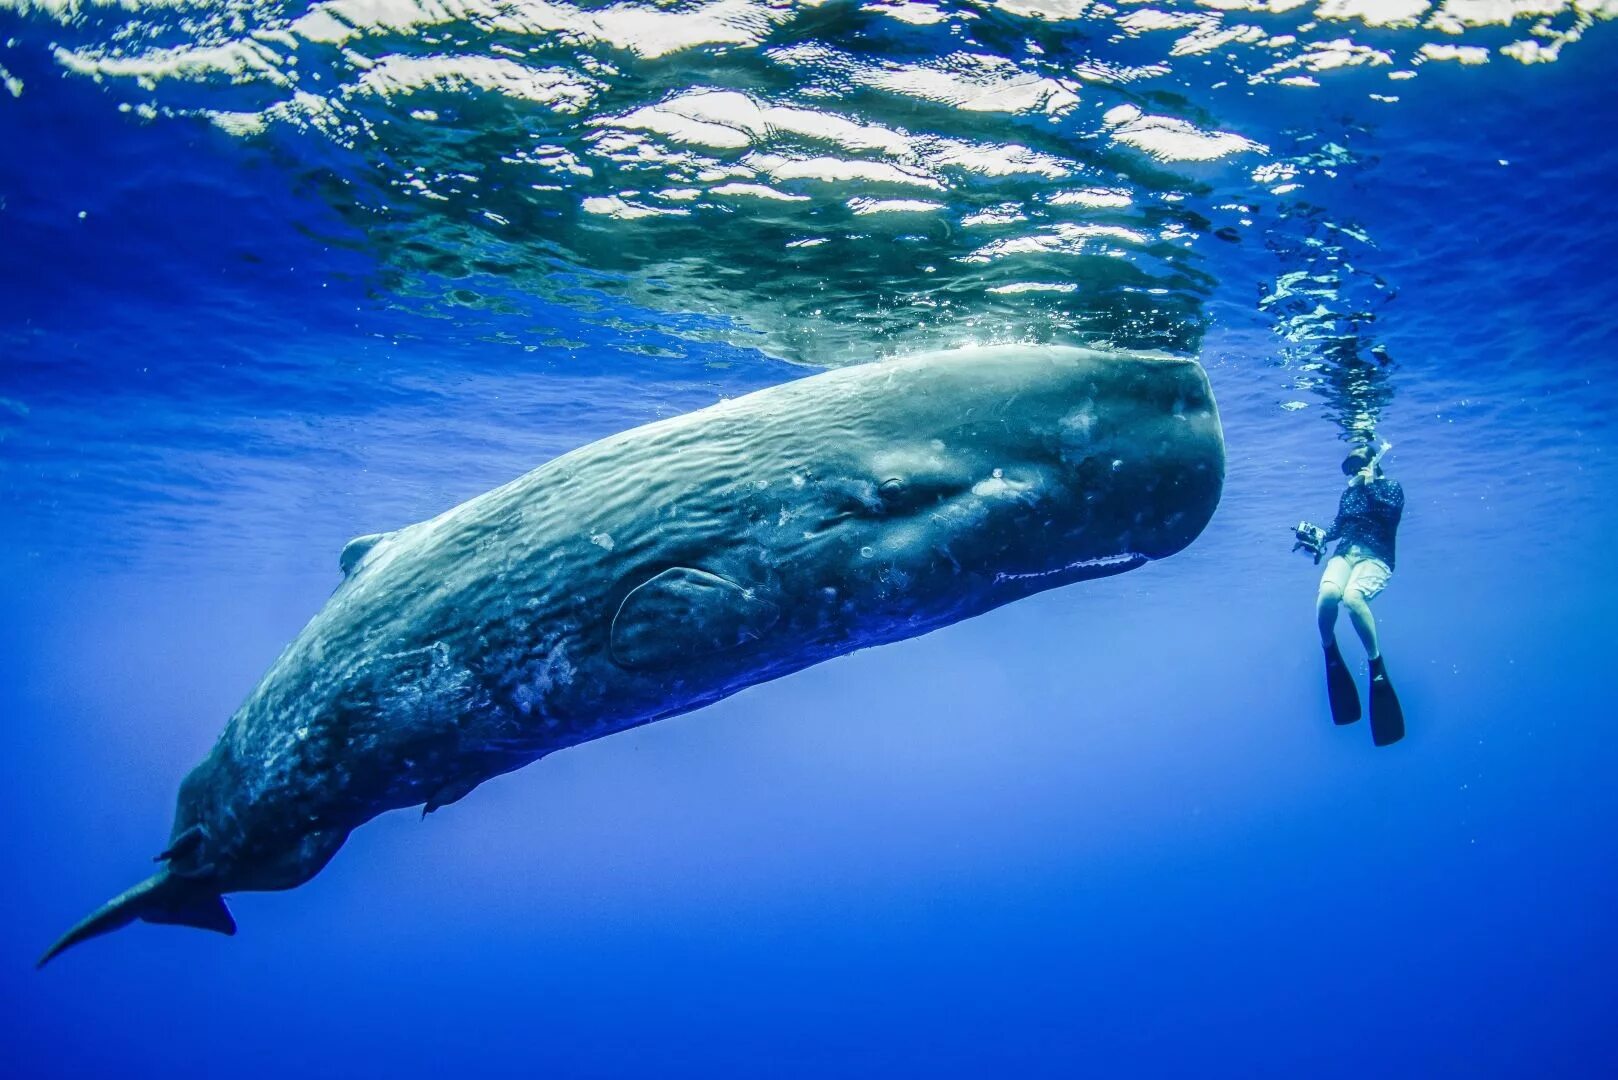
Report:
869,471,963,515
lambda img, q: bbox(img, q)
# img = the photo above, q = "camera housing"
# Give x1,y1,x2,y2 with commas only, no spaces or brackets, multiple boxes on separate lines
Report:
1292,521,1327,564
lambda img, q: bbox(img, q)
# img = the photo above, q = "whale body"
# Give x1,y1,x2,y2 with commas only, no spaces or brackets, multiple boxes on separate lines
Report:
42,344,1224,964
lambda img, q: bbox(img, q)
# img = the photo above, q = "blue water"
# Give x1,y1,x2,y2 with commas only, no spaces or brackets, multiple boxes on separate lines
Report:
3,2,1617,1075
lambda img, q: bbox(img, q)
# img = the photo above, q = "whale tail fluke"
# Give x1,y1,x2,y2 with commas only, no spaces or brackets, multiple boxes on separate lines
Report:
37,871,234,968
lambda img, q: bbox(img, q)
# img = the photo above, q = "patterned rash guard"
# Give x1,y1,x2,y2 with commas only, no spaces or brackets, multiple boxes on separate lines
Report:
1325,476,1405,570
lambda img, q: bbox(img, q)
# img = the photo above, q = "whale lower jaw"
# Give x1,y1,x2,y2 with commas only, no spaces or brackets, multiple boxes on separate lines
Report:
993,552,1149,585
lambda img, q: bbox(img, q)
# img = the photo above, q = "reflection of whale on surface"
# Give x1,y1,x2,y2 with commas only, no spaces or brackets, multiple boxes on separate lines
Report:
41,344,1225,964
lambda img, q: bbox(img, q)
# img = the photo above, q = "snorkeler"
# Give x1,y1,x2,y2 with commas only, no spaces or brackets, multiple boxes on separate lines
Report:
1293,441,1406,745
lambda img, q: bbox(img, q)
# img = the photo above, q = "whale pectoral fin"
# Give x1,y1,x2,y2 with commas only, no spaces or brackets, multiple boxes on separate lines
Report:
611,567,780,670
339,531,393,578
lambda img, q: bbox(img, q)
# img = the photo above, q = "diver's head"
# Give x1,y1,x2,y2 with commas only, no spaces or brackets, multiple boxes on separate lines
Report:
1342,446,1378,477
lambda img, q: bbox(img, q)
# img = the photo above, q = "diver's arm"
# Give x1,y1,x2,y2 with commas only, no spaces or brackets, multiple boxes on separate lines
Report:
1352,440,1394,487
1322,500,1346,543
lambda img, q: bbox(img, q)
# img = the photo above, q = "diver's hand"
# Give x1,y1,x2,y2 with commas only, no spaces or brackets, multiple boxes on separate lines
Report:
1351,439,1393,485
1292,522,1326,563
1359,440,1393,483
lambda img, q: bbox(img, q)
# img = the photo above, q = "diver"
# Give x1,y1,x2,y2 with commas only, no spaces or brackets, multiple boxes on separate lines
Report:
1293,441,1406,745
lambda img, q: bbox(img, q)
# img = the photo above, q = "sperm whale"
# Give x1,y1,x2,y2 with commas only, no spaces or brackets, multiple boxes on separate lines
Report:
41,343,1224,964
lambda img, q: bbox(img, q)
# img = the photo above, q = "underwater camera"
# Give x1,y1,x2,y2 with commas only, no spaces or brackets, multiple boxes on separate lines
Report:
1292,521,1327,564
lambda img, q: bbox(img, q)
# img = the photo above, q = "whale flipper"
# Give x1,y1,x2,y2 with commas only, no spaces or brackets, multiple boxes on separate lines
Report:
611,567,780,670
339,532,392,578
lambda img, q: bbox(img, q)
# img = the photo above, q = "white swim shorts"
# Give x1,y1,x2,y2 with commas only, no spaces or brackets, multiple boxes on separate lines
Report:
1319,549,1392,601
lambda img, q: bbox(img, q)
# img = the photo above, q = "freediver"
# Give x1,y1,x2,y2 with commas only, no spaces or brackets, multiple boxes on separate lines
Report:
1294,441,1406,745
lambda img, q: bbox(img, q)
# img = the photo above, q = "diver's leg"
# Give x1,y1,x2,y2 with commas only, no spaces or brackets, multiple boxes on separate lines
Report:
1316,556,1350,645
1316,557,1359,725
1344,558,1402,744
1341,591,1380,659
1341,558,1390,659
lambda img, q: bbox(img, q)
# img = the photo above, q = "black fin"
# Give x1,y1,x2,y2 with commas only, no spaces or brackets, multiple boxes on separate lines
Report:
154,824,217,879
143,893,235,936
1324,642,1361,726
38,871,232,969
339,532,392,578
423,776,483,816
155,824,204,863
1368,658,1405,747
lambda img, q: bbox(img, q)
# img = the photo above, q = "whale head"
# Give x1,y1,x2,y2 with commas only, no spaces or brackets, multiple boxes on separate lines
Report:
742,345,1224,633
604,344,1224,682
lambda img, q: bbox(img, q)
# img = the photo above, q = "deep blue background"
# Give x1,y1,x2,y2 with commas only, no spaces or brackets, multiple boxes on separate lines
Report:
3,18,1617,1079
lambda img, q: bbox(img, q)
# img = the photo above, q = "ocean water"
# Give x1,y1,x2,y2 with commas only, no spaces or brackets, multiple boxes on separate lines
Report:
2,0,1616,1075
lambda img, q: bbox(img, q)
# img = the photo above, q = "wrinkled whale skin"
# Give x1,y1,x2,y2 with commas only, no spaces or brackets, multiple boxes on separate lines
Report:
42,344,1223,963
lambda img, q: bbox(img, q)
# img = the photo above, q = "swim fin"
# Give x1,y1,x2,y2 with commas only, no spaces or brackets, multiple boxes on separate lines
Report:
1323,641,1361,726
1368,656,1405,747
